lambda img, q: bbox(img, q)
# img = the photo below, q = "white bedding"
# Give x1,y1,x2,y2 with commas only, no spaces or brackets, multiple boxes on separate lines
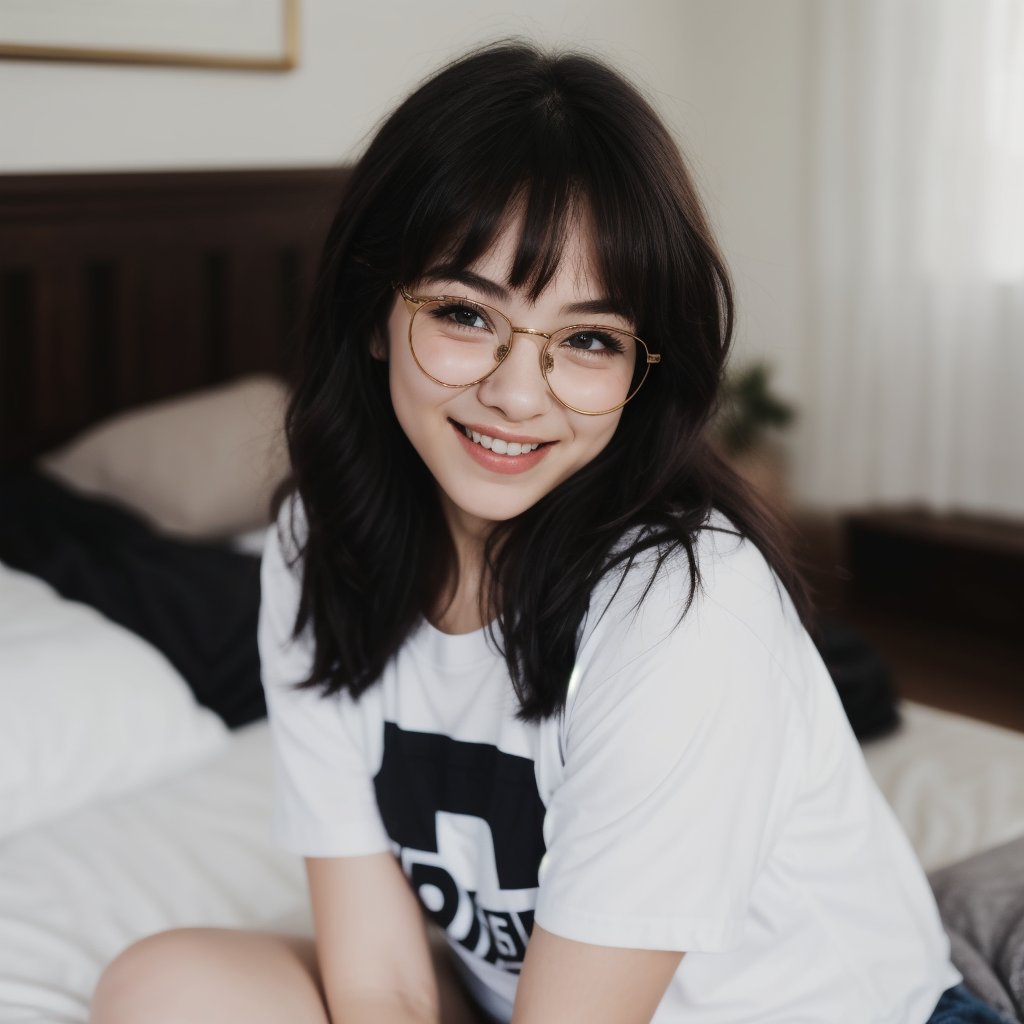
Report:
3,701,1024,1024
0,722,303,1024
862,701,1024,872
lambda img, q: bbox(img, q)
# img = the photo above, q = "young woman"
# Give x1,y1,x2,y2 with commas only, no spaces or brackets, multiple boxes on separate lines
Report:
90,41,998,1024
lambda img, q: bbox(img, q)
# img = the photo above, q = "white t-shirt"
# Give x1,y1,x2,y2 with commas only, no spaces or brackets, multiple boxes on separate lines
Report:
258,495,960,1024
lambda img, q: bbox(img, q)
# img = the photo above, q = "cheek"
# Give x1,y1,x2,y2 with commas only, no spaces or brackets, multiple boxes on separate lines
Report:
384,310,418,427
388,353,420,438
387,338,448,453
572,411,622,461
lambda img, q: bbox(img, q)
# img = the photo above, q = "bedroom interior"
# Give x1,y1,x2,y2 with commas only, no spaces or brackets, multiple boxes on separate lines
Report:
1,1,1022,1021
1,163,1022,1024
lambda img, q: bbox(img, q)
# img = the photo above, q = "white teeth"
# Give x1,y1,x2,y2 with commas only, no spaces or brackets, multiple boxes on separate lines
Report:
459,423,543,455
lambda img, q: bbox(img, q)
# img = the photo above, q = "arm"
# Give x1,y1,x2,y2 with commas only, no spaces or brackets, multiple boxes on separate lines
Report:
512,925,684,1024
306,852,440,1024
260,505,439,1021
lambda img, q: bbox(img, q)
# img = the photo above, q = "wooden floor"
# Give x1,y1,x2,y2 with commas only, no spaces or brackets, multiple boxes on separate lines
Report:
792,512,1024,735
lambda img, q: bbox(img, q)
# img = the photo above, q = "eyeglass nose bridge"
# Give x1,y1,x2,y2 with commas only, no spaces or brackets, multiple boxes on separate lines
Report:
493,326,557,376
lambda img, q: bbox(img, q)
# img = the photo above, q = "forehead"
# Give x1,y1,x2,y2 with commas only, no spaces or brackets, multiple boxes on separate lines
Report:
426,208,608,304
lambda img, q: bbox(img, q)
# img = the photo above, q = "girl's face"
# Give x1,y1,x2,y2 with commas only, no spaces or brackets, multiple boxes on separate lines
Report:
382,217,632,545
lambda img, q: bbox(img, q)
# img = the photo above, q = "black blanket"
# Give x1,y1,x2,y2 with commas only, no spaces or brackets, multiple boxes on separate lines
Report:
0,467,266,728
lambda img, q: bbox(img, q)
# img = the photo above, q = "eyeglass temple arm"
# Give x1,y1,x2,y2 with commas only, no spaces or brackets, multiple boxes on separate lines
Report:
398,286,426,314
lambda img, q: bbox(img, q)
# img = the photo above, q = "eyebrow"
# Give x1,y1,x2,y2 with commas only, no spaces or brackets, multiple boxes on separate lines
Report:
419,265,631,320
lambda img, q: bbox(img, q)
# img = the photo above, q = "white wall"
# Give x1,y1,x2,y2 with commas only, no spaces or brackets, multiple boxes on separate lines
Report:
670,1,812,389
666,0,815,499
0,0,816,496
0,1,698,172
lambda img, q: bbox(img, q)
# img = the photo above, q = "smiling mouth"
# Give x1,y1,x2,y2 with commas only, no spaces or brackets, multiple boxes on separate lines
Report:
449,419,552,457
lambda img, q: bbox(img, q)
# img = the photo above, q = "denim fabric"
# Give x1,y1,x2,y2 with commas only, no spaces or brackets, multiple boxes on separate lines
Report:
927,983,1009,1023
467,982,1007,1023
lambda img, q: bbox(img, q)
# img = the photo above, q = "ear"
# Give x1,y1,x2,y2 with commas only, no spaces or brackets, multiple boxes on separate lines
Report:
369,330,388,361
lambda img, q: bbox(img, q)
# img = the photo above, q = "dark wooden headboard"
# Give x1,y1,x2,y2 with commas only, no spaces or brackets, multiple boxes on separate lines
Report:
0,167,348,463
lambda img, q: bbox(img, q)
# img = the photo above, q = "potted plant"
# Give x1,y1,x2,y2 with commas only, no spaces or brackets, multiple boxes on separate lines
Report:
714,362,796,508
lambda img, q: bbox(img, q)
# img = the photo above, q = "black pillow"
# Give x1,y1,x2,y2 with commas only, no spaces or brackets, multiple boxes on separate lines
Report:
812,616,901,741
0,467,266,728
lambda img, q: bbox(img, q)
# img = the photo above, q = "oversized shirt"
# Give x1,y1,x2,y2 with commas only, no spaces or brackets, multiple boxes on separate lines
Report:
258,496,960,1023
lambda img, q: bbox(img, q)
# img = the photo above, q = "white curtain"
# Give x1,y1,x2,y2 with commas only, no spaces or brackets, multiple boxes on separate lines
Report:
799,0,1024,518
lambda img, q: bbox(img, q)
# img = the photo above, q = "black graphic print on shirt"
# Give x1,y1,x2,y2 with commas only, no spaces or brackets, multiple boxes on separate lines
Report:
373,721,547,973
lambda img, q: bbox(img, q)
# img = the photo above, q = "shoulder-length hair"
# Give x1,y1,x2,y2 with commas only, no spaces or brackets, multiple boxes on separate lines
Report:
275,40,814,722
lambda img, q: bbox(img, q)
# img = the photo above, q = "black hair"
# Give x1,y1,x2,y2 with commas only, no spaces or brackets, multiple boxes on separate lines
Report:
274,40,814,722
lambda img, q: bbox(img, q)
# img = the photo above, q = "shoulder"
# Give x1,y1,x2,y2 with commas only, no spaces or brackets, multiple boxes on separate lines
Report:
586,509,794,657
549,513,813,884
565,509,817,745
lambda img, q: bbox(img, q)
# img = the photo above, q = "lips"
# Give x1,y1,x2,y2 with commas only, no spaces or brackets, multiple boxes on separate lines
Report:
448,419,554,457
448,419,554,474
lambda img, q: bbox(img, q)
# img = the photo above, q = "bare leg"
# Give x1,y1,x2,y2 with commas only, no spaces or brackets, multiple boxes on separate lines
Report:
89,927,330,1024
89,924,490,1024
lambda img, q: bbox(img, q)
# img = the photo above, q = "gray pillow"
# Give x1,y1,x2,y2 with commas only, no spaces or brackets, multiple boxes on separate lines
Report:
929,835,1024,1023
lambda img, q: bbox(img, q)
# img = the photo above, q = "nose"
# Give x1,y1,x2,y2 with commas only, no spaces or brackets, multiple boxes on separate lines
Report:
475,331,554,422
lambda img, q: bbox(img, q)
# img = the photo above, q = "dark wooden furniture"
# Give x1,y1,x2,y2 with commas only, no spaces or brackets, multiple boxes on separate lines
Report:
846,509,1024,644
0,167,347,463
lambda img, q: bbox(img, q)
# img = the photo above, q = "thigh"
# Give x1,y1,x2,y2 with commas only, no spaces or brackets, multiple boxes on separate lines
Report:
89,927,330,1024
90,924,493,1024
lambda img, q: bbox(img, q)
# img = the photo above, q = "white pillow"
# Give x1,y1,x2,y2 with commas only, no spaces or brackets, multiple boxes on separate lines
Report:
0,563,229,840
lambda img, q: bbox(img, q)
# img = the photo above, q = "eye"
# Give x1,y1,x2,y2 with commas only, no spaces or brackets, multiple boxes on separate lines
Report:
430,300,493,332
561,330,628,355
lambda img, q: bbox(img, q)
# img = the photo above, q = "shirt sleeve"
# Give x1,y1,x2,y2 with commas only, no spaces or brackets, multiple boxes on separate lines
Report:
258,494,391,857
533,534,807,953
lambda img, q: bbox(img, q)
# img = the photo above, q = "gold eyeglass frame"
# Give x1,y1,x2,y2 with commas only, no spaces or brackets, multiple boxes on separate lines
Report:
399,286,660,416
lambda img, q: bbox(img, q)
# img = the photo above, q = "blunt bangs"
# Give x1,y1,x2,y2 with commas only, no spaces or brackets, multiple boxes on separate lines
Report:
395,118,585,305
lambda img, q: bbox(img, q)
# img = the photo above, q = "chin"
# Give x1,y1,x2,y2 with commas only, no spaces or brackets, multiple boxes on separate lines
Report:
460,496,540,524
442,482,547,527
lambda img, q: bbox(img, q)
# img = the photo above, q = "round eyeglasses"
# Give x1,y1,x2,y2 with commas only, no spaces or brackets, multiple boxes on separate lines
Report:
400,287,660,416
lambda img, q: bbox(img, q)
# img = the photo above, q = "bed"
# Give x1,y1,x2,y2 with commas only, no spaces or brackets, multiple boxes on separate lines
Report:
1,169,1022,1024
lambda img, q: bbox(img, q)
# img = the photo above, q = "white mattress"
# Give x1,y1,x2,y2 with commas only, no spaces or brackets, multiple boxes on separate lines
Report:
862,701,1024,872
0,721,305,1024
3,701,1024,1023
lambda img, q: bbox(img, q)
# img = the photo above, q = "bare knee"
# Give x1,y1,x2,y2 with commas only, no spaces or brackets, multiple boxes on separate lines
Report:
89,927,328,1024
90,930,188,1023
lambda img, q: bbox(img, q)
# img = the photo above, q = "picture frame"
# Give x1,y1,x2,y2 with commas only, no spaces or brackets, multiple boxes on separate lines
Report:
0,0,299,72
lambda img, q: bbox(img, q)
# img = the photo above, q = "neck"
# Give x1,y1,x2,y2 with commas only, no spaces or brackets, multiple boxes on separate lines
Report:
431,494,494,634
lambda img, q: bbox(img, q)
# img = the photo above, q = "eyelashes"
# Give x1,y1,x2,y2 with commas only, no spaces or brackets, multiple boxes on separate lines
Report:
560,330,627,356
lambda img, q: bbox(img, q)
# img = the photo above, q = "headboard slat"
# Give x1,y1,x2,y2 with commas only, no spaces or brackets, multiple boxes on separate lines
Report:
84,260,119,420
0,167,347,464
